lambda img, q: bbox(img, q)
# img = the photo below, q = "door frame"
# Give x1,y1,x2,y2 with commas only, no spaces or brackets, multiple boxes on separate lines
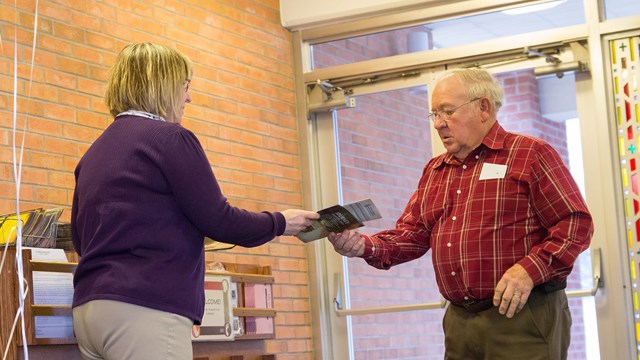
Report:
293,15,639,360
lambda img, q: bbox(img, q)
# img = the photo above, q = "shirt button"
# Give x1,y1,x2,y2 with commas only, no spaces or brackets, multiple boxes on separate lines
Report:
451,271,456,276
447,242,452,247
462,165,467,169
456,189,461,194
464,296,469,300
475,155,479,159
452,216,457,220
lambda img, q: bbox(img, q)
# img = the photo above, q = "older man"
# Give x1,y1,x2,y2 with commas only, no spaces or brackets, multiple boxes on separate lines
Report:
328,68,593,360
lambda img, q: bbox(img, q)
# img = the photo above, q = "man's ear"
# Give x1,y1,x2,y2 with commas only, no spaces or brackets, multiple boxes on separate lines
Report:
479,98,487,111
479,97,492,122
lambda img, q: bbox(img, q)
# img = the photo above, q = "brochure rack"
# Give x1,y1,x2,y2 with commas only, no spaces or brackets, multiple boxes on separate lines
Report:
0,248,78,359
0,249,277,360
207,262,276,340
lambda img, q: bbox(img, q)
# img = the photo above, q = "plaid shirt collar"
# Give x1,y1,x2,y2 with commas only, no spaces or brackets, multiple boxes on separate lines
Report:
433,121,506,168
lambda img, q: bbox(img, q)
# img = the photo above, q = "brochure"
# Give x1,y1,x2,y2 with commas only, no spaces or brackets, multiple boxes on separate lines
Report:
296,199,381,242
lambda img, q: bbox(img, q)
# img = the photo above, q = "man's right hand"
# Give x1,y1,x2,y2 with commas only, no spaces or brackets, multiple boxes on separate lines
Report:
327,230,365,257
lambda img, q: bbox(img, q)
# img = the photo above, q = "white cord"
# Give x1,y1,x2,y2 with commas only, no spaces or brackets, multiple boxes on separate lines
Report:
9,0,40,358
1,1,43,358
0,227,16,275
2,278,29,360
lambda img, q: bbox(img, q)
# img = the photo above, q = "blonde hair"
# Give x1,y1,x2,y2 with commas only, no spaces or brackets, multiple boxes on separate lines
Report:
446,68,504,112
104,43,193,122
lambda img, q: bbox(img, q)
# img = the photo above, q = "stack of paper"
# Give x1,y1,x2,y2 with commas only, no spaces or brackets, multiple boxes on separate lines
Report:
230,282,244,336
243,283,274,335
31,248,74,339
0,210,35,244
0,208,64,248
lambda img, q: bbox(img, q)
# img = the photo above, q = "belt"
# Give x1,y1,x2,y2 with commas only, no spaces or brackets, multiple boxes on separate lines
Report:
451,297,495,313
450,279,567,313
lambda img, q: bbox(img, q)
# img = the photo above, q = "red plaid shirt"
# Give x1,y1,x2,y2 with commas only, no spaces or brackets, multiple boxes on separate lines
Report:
362,122,593,303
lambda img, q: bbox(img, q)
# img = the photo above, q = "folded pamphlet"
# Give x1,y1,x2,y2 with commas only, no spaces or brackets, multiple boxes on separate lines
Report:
296,199,382,242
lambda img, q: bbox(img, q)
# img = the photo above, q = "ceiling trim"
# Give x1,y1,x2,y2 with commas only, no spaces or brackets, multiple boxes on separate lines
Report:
296,0,562,44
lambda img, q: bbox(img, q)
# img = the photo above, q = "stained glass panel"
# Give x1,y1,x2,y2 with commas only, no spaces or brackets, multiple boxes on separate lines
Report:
611,35,640,352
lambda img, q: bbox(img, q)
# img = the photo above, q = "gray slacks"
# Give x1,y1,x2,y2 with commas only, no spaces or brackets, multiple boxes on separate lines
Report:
73,299,193,360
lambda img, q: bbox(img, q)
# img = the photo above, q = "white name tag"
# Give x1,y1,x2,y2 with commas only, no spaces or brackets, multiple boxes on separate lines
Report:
479,163,507,180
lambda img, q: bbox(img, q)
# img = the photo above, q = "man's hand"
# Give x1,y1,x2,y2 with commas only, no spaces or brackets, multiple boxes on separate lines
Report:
493,264,534,318
327,230,364,257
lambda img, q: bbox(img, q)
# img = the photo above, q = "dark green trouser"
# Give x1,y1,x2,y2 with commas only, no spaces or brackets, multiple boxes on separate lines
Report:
443,290,571,360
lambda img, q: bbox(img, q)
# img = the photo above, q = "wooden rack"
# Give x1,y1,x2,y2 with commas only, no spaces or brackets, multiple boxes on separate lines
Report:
207,262,276,340
0,248,78,359
0,249,277,360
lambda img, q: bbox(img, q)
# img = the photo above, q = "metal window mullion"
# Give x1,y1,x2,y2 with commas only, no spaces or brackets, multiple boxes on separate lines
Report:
304,25,587,89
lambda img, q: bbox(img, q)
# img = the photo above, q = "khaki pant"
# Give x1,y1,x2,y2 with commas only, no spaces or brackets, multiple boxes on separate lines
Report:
443,290,571,360
73,300,193,360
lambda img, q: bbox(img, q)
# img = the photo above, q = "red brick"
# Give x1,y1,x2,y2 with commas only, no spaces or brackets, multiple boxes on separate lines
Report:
53,21,85,42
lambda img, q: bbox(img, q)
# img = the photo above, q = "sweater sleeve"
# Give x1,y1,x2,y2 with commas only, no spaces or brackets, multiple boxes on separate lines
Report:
71,171,81,256
157,127,286,247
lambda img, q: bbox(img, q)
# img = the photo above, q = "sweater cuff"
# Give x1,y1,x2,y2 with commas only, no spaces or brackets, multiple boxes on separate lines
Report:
273,212,286,236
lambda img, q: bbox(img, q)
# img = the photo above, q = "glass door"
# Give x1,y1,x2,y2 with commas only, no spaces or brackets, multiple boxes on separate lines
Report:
300,3,640,359
329,68,601,359
333,86,442,359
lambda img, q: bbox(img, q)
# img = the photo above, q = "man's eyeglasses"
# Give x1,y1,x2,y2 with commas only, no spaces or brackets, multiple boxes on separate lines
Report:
184,80,191,93
428,97,480,125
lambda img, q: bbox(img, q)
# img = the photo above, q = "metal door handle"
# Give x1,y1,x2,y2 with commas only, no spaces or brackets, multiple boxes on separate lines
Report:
334,247,602,317
565,247,602,298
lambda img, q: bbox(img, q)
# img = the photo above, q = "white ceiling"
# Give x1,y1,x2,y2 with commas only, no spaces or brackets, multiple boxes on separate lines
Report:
428,0,640,48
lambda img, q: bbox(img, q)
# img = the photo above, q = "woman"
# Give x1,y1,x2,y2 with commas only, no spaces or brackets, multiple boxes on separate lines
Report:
71,43,318,360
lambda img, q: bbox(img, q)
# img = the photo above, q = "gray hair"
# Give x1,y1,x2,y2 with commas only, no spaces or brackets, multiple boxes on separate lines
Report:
444,68,504,112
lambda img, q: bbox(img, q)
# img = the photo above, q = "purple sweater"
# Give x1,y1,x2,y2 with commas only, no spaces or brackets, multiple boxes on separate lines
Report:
71,115,285,323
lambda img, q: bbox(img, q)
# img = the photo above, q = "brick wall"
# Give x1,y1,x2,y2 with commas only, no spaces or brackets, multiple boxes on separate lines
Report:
496,71,570,164
0,1,312,359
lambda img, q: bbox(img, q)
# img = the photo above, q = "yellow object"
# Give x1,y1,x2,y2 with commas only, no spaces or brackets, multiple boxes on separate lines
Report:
0,211,34,244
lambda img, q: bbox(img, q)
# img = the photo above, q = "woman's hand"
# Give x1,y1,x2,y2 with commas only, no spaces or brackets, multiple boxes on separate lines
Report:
281,209,320,236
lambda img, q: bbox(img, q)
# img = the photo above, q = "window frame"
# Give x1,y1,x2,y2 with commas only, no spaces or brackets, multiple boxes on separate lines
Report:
291,1,640,358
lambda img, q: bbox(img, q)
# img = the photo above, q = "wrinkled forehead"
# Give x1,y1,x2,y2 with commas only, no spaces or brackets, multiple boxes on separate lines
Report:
431,75,468,108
